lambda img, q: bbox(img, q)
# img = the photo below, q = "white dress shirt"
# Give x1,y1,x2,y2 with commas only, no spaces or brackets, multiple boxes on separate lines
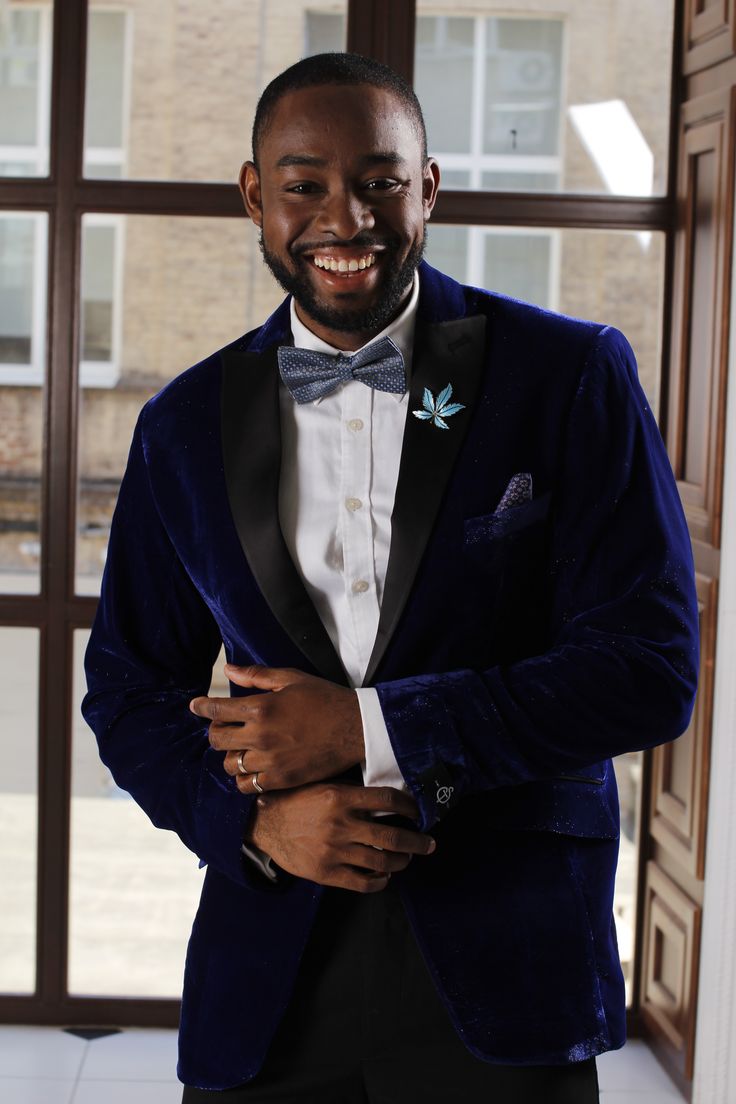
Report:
241,276,419,880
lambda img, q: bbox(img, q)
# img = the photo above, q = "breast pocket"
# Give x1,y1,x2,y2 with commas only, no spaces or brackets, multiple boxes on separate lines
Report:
463,491,552,549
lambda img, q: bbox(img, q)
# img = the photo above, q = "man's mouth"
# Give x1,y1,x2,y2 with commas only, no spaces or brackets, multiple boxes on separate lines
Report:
299,248,383,281
312,252,377,273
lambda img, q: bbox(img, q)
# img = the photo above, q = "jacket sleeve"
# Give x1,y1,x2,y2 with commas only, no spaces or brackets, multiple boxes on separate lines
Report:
82,414,282,892
375,327,700,831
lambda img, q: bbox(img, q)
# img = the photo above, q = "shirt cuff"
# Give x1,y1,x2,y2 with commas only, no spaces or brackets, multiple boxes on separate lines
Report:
355,686,408,798
241,841,279,882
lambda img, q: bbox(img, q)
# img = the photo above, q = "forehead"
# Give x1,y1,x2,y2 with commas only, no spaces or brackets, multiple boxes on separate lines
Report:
261,83,422,166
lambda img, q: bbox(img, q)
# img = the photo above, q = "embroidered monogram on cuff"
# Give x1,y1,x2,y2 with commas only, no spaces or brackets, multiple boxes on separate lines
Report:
415,761,460,820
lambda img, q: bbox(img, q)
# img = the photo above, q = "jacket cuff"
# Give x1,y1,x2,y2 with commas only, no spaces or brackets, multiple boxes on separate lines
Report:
375,673,469,831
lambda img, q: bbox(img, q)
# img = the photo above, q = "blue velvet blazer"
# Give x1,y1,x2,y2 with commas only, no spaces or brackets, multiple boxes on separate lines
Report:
82,261,699,1090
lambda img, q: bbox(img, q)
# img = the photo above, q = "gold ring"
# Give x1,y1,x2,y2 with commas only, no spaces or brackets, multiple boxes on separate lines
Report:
236,750,249,775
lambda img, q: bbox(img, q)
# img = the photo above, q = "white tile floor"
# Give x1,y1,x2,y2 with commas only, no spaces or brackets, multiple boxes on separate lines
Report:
0,1026,685,1102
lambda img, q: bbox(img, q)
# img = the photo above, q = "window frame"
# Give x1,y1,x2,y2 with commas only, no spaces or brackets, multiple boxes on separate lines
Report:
0,0,678,1030
415,12,566,190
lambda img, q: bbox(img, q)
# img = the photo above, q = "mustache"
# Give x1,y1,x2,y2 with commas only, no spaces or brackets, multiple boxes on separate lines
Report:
291,236,398,257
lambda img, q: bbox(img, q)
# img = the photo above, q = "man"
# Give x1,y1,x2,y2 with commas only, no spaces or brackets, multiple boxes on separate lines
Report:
82,52,699,1103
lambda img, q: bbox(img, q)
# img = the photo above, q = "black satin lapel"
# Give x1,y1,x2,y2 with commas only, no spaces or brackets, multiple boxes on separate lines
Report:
220,346,349,685
364,314,487,685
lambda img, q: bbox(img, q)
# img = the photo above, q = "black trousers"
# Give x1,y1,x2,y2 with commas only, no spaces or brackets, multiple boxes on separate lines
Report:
182,879,599,1103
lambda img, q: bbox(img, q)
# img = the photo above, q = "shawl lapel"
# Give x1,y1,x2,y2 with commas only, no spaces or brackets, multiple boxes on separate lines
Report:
220,342,349,686
364,313,487,685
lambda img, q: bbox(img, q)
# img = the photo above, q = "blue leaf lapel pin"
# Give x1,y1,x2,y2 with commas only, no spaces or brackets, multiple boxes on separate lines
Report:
412,382,466,430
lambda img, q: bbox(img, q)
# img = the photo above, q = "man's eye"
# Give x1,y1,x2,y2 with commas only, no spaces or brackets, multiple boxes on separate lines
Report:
286,182,318,194
364,178,400,191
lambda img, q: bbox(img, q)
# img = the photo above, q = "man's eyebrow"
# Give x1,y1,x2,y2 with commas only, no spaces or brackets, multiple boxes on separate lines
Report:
358,152,406,167
275,154,328,169
274,152,408,169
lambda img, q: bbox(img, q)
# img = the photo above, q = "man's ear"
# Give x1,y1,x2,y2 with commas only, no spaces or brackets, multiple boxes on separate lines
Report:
422,157,441,221
239,160,262,227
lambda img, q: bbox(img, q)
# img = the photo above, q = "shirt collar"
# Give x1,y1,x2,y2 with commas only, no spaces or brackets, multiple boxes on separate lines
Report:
287,272,419,403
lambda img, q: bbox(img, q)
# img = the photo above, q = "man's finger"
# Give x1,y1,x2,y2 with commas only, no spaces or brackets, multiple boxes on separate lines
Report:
366,822,436,856
347,845,413,874
189,695,247,721
223,749,260,776
224,664,302,691
208,722,255,751
348,785,420,820
235,771,268,795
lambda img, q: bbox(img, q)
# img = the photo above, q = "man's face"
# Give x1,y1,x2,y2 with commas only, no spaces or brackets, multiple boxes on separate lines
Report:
240,83,439,348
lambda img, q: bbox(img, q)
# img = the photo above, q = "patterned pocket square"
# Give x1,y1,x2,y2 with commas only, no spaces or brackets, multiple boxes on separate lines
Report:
494,472,533,514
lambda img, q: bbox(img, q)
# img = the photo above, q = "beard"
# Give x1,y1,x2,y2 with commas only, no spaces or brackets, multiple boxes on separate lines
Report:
259,230,426,334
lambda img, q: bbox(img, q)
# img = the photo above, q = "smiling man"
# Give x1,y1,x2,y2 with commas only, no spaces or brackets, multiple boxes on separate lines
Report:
82,53,699,1104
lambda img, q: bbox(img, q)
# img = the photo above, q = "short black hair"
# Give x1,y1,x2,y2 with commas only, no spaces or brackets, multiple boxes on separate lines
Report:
251,52,428,167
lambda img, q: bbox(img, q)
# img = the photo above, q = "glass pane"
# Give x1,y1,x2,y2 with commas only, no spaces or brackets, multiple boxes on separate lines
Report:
484,19,563,158
76,213,275,595
484,231,551,306
0,4,52,177
414,17,474,154
69,630,208,997
305,11,345,52
83,0,347,182
80,222,115,364
0,628,39,993
416,3,673,195
425,224,469,284
84,11,126,151
425,226,664,411
0,212,47,593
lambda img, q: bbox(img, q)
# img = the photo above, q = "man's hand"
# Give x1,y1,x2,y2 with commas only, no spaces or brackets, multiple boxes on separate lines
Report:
189,665,364,793
246,782,436,893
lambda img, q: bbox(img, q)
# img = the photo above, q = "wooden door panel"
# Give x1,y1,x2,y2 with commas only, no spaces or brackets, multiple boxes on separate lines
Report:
641,861,701,1077
685,0,736,73
667,88,735,547
644,63,735,1090
650,573,716,877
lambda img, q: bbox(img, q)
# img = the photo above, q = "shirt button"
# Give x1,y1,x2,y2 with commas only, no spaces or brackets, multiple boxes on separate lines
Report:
345,497,363,512
348,418,364,432
351,579,369,594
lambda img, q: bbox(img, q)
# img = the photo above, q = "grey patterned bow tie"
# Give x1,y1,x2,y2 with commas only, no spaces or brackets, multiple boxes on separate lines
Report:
277,336,406,404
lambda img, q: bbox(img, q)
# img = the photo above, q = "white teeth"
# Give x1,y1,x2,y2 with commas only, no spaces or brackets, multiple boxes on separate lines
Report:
312,253,376,272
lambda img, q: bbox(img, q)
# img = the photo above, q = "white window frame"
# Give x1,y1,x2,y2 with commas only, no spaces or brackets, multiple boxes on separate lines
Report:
419,13,565,190
0,210,47,386
0,3,52,177
77,8,129,387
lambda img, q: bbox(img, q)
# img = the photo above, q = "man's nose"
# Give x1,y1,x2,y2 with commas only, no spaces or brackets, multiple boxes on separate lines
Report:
315,188,375,240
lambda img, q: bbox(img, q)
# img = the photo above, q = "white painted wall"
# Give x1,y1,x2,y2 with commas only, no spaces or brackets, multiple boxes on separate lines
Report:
692,170,736,1104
